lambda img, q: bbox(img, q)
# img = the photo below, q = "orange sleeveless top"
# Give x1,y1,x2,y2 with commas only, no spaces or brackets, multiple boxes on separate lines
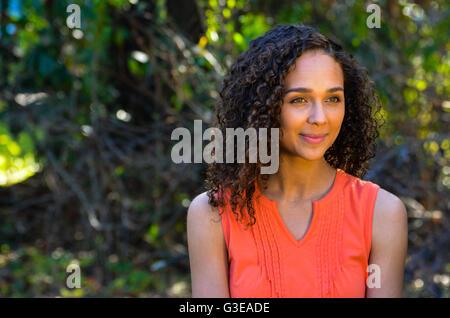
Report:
219,168,380,298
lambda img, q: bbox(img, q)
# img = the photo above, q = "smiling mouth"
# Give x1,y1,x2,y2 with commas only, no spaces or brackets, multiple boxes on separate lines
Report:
300,133,328,138
299,134,327,144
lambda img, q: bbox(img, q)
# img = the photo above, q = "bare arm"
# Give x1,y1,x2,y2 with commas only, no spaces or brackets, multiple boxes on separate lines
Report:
366,188,408,297
187,191,230,297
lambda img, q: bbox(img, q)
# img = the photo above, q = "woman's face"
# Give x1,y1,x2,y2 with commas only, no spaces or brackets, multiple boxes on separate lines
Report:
279,49,345,161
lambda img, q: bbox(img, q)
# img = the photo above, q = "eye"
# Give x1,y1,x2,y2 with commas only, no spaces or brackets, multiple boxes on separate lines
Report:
327,96,341,103
290,97,307,104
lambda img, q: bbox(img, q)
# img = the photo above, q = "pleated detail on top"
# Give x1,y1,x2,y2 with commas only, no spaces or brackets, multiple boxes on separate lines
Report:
251,189,284,298
220,168,379,298
314,193,345,297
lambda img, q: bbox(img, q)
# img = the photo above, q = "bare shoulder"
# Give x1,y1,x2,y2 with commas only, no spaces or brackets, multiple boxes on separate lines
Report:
187,191,222,226
187,191,226,256
368,187,408,297
187,191,229,297
373,187,408,223
372,187,408,246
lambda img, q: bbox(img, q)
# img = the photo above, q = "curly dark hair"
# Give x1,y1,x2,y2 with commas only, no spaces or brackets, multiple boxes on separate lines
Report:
204,24,384,228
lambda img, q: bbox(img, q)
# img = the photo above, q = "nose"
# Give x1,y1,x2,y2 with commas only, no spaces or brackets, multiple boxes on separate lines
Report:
306,102,327,126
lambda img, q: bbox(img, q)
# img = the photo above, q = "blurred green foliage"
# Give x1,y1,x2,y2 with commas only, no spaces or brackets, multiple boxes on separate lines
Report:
0,243,189,297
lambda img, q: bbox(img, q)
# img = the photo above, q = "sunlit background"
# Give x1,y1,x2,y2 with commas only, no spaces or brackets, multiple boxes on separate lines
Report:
0,0,448,297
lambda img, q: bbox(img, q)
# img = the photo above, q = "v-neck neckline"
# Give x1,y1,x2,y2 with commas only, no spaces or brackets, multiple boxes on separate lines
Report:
254,168,344,247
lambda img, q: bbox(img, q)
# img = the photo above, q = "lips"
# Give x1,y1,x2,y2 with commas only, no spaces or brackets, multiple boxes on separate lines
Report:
300,133,328,144
300,133,328,138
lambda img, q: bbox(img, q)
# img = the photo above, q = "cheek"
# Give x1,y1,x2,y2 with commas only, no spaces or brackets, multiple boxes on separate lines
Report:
335,105,346,128
280,104,304,131
329,106,345,137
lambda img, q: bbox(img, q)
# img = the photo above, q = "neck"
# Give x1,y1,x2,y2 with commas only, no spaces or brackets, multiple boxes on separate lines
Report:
258,154,336,204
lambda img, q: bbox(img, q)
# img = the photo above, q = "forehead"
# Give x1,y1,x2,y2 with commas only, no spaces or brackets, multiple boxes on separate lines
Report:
284,49,344,89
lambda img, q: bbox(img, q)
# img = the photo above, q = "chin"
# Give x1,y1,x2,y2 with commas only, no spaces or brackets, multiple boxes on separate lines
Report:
295,145,328,160
297,153,325,161
280,148,324,161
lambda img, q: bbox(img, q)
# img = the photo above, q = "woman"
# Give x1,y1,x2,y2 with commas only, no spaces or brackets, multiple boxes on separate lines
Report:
187,24,408,298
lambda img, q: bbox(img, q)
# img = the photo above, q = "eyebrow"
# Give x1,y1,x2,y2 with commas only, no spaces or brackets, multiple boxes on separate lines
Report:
284,86,344,95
